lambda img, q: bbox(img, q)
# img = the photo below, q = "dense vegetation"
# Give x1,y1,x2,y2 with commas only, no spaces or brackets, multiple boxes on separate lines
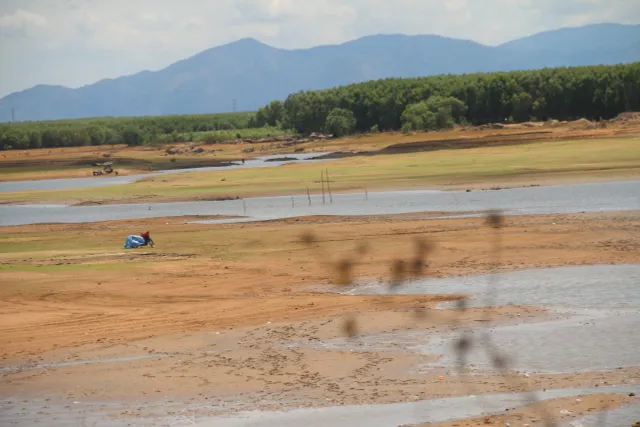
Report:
254,62,640,134
2,62,638,150
0,112,260,150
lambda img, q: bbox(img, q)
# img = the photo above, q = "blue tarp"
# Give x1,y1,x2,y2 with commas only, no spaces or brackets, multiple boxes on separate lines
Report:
124,235,146,249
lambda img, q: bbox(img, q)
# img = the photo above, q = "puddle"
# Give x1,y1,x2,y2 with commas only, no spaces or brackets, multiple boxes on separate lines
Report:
0,152,337,193
1,180,638,226
195,385,640,427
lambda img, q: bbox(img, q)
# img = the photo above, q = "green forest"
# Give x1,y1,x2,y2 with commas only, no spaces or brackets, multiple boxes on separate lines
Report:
1,62,638,150
254,62,640,134
0,112,259,151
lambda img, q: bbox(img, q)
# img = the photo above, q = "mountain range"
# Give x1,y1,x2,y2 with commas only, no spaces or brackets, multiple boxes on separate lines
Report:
1,23,639,122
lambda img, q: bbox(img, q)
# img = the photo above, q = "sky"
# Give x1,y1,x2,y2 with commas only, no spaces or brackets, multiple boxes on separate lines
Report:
0,0,639,97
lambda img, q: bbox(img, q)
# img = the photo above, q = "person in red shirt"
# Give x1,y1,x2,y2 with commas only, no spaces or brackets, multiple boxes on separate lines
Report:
140,231,155,248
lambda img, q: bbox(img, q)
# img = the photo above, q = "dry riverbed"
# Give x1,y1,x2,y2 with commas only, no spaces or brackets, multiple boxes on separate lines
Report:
1,209,639,425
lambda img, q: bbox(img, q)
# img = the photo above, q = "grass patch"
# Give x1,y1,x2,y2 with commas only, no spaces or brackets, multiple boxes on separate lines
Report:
1,136,638,204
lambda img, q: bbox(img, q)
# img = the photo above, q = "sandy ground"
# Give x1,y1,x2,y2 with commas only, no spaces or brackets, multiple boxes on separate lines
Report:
1,210,639,424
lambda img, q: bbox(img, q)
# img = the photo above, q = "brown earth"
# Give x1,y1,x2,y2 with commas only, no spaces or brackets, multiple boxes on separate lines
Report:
1,211,639,359
1,210,639,421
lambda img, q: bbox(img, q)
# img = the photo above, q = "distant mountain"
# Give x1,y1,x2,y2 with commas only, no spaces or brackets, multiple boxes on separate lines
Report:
1,23,639,122
498,23,640,53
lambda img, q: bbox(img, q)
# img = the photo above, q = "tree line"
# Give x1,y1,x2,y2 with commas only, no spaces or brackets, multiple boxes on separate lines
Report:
2,62,638,150
253,62,640,135
0,112,254,150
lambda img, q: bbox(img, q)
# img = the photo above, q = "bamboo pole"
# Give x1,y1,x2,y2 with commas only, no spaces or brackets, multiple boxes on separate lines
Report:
325,169,333,203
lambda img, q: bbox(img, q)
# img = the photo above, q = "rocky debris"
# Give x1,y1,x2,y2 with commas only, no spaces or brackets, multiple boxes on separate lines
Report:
567,118,596,130
164,133,331,156
235,133,331,145
474,123,505,130
611,112,640,123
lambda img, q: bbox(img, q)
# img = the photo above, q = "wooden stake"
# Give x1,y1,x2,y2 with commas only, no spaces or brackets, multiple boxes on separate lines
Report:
242,199,247,214
325,169,333,203
306,186,312,205
321,170,326,204
291,196,294,208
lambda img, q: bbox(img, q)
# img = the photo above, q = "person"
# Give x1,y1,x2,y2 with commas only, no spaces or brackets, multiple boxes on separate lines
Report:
124,231,154,249
140,231,155,248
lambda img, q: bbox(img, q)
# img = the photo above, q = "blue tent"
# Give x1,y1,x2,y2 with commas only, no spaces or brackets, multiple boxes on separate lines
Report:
124,235,146,249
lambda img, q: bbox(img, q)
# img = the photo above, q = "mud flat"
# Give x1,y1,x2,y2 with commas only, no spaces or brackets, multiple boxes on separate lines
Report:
1,208,639,426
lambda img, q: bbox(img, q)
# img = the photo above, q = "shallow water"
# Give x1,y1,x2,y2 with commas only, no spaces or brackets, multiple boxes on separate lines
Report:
1,386,636,427
334,265,640,374
345,264,640,310
565,402,640,427
196,385,640,427
1,180,638,226
0,152,335,193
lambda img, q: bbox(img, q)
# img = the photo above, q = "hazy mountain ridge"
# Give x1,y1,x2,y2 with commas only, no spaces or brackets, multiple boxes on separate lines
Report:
1,23,639,122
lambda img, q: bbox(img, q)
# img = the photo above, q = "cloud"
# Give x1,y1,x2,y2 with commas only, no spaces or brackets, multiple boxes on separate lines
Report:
0,8,47,37
0,0,638,97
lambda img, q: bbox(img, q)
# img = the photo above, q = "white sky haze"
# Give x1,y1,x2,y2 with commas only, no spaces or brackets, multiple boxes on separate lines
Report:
0,0,638,97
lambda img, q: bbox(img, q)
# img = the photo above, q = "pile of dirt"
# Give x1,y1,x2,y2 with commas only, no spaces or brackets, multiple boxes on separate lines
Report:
475,123,506,130
611,112,640,123
165,144,208,155
567,118,596,130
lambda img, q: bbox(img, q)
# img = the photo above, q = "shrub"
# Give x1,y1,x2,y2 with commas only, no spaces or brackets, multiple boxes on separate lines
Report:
324,108,356,137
